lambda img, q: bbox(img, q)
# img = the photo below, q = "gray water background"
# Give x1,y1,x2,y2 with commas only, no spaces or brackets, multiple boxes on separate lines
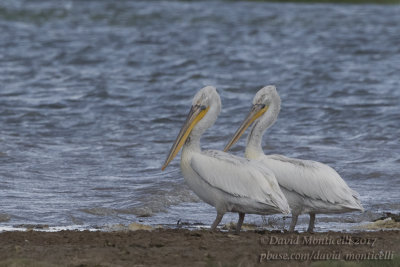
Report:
0,0,399,231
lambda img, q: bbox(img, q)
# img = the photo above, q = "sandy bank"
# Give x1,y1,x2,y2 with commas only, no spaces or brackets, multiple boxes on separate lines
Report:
0,229,399,266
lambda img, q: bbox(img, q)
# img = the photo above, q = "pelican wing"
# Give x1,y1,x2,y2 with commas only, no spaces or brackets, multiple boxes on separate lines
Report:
264,155,363,210
190,150,290,213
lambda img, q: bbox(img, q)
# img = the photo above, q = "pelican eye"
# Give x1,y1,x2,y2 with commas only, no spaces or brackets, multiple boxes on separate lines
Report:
200,105,207,110
254,104,265,109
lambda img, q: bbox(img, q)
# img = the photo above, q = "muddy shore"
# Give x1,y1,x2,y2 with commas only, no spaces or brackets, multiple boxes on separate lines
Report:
0,229,398,267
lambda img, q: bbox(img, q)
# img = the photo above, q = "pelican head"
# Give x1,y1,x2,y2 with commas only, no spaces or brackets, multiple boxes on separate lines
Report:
162,86,221,170
224,85,281,152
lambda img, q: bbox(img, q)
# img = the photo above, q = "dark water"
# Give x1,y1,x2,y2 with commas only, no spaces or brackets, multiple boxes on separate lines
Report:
0,0,399,231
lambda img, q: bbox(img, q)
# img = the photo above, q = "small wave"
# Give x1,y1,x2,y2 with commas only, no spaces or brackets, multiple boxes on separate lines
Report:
84,88,109,99
151,117,176,124
80,207,117,216
36,103,67,109
20,111,45,118
12,224,50,230
0,225,95,233
67,57,106,66
0,5,68,24
119,186,200,217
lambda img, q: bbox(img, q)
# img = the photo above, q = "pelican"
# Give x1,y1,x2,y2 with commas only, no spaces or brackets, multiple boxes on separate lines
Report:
224,85,363,232
162,86,290,233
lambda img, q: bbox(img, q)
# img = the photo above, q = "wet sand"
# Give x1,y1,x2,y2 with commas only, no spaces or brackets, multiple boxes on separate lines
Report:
0,229,398,266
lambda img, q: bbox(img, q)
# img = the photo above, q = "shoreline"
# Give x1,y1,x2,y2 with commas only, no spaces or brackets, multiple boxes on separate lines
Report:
0,229,398,266
1,214,399,233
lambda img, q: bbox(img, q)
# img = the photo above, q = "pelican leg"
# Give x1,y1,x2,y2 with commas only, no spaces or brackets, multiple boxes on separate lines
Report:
307,213,315,233
235,212,245,234
210,212,224,231
289,214,298,232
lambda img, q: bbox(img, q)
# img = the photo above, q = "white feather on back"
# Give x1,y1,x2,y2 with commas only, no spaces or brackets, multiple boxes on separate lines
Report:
190,150,290,213
262,154,363,211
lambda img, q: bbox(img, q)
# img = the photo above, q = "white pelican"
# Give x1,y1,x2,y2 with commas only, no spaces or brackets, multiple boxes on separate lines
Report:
162,86,290,233
224,85,363,232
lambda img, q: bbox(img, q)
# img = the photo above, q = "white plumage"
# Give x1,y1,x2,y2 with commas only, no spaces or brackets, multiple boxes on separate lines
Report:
188,150,289,214
225,85,363,232
162,86,290,233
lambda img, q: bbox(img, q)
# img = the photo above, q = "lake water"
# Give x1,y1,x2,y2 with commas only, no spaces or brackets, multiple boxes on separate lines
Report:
0,0,399,232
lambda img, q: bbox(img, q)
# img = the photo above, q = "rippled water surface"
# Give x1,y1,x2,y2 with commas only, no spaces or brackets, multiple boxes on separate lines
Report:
1,0,399,231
